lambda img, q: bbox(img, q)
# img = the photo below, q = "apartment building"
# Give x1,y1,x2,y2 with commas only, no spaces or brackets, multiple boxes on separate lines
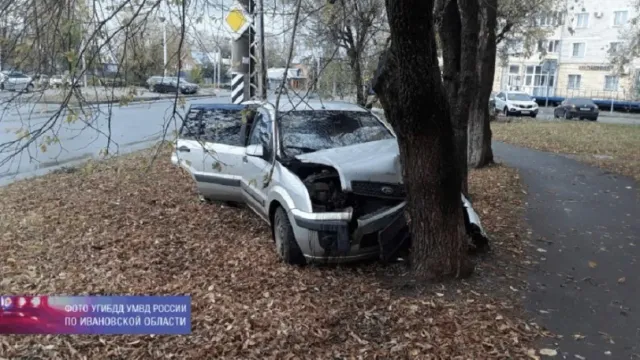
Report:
493,1,639,100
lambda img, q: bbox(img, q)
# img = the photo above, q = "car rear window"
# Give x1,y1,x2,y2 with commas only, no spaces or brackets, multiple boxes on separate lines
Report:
180,107,245,145
568,98,595,106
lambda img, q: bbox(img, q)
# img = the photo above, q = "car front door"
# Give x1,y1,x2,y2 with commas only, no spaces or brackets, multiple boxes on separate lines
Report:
240,109,274,220
175,104,248,202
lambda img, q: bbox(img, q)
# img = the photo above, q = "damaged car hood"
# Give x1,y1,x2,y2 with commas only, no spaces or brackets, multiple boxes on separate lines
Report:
294,139,402,190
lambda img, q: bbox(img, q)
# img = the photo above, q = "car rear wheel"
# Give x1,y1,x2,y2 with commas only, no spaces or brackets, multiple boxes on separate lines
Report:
273,207,305,265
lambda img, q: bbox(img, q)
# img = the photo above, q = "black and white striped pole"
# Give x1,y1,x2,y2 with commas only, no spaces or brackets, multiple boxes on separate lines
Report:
230,73,245,104
226,1,254,104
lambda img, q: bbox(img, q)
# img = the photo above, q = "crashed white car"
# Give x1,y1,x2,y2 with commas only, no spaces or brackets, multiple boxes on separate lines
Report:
172,100,488,264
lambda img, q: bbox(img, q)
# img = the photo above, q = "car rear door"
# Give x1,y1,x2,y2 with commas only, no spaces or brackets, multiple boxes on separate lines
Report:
175,104,248,202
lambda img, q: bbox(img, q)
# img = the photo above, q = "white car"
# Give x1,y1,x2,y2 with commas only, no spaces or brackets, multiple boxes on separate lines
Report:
1,72,34,92
171,99,489,264
493,91,539,117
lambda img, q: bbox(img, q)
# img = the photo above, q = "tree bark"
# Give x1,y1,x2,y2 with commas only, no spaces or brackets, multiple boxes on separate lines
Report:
349,51,365,106
437,0,479,196
373,0,472,279
467,0,496,168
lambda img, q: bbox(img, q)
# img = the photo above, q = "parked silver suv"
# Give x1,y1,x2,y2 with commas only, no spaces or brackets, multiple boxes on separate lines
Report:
172,100,487,264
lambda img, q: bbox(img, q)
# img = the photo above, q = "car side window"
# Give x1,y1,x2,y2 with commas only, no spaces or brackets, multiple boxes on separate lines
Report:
496,92,503,100
247,111,273,160
179,108,244,145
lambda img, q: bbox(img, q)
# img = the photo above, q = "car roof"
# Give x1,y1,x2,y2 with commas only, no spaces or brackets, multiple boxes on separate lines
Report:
506,91,528,95
189,100,368,116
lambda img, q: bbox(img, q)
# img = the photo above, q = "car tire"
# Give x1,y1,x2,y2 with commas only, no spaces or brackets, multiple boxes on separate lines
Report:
272,206,306,265
564,110,572,120
26,84,34,93
530,114,537,118
590,117,598,122
503,106,509,117
554,111,559,119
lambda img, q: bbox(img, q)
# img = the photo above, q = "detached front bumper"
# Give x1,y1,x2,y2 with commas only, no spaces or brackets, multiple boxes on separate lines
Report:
290,195,488,263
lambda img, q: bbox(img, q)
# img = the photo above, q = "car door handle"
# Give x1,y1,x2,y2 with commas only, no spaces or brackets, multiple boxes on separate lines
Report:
242,155,248,163
177,146,190,152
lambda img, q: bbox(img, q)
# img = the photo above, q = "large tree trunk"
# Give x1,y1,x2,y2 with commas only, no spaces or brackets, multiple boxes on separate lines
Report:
437,0,479,196
349,52,366,106
467,0,496,168
373,0,472,279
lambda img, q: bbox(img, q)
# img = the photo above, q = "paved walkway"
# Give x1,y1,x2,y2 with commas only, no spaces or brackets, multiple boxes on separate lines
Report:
493,141,640,359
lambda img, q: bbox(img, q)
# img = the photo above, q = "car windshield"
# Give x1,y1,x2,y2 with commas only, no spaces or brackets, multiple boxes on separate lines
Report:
279,110,394,157
569,98,595,105
507,93,531,101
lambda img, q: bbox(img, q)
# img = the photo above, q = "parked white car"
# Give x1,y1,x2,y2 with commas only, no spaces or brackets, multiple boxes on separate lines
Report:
1,72,34,92
493,91,539,117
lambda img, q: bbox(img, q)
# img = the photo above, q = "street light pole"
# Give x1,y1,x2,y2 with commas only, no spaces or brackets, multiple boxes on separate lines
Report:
163,20,167,77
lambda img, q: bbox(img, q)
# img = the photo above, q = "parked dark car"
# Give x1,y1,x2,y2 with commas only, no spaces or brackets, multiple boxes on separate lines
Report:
152,77,198,94
553,97,599,121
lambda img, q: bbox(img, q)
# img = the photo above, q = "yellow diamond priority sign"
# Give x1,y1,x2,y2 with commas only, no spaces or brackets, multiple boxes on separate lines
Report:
224,3,252,40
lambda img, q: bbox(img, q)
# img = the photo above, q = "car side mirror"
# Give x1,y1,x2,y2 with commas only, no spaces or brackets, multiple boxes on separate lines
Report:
246,144,264,157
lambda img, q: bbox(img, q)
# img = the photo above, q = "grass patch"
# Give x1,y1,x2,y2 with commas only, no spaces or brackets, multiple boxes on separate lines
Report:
0,149,543,358
493,120,640,181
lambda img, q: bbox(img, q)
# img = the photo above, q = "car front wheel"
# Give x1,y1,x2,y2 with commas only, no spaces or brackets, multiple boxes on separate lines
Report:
272,206,306,265
564,110,572,120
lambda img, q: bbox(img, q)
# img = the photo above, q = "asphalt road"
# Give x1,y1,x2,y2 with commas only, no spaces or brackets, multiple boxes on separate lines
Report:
0,96,228,186
494,141,640,359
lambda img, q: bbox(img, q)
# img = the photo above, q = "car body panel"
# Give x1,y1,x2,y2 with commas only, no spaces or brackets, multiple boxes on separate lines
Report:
3,72,32,91
174,100,489,263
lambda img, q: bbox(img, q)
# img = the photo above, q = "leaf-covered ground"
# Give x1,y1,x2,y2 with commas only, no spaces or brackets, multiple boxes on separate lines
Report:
492,120,640,182
0,148,546,359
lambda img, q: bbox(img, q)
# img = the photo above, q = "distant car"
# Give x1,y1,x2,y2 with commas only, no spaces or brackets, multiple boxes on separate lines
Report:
146,75,166,90
493,91,539,117
48,75,83,88
553,98,599,121
152,77,198,94
34,75,49,88
1,72,34,92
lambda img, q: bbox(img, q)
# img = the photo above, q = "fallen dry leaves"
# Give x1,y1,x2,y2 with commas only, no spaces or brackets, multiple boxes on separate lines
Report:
492,120,640,182
0,148,544,359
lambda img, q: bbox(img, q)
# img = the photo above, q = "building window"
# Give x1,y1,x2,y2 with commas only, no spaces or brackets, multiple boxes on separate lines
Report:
537,40,561,53
609,42,621,54
509,65,520,74
568,75,581,89
614,11,628,26
572,42,586,57
576,13,589,28
604,75,619,91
